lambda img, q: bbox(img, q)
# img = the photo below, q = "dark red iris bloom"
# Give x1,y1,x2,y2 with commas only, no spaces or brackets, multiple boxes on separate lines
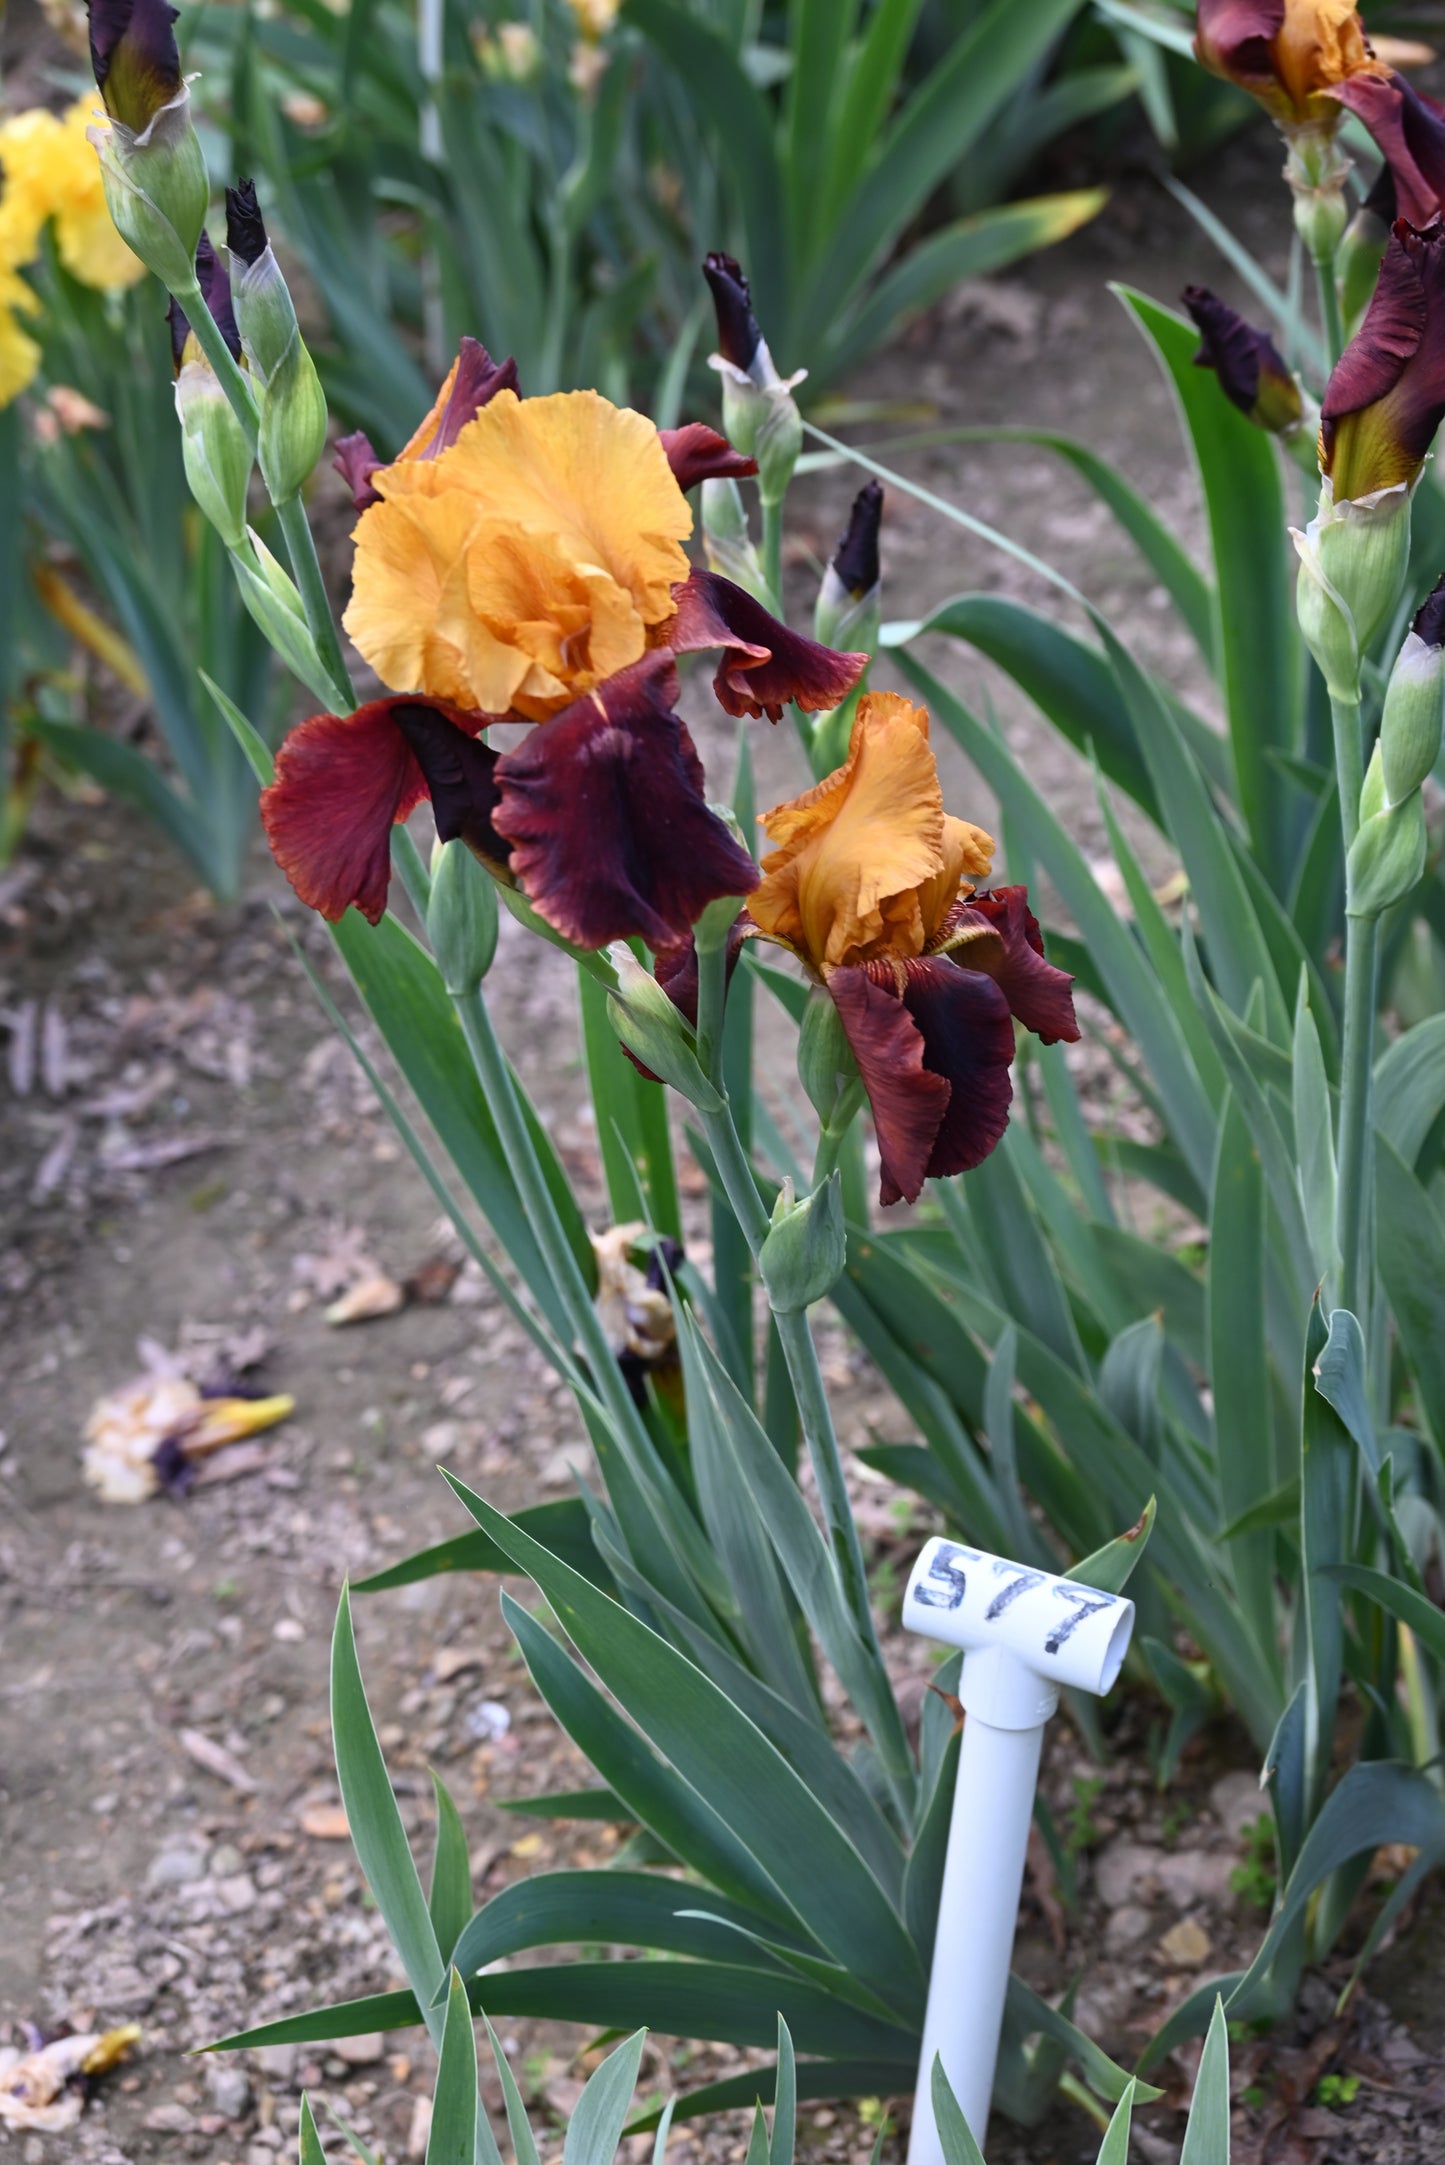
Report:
1321,218,1445,499
1182,284,1304,433
1330,71,1445,229
260,655,760,948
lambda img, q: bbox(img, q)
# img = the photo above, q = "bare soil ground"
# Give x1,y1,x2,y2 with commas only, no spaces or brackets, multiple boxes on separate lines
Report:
2,124,1444,2165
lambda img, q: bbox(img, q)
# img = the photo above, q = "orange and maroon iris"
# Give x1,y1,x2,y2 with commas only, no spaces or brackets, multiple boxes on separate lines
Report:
656,693,1078,1206
1320,219,1445,501
1194,0,1385,130
261,348,868,947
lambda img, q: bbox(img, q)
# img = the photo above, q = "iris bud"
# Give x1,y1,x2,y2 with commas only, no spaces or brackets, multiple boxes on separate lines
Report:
225,180,327,505
1293,479,1413,698
607,948,723,1111
797,986,863,1133
175,359,251,547
229,530,333,706
703,251,806,506
1380,578,1445,804
1337,168,1393,334
1347,766,1427,917
427,836,499,994
758,1171,846,1314
815,480,882,655
701,477,768,602
86,0,207,289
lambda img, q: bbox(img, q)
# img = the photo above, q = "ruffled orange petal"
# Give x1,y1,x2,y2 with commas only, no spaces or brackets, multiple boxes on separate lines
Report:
917,812,995,944
751,691,946,973
465,520,648,720
344,489,500,708
439,389,693,627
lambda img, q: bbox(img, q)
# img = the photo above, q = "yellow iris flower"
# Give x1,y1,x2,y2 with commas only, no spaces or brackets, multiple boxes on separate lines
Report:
0,97,144,409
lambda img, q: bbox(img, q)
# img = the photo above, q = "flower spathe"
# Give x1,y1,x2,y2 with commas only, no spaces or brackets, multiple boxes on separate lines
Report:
747,692,1078,1204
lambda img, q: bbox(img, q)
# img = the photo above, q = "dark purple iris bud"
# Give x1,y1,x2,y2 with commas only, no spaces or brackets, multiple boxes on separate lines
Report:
703,251,762,376
225,176,269,268
88,0,184,135
166,234,242,373
832,480,883,599
195,233,242,357
1413,572,1445,648
1182,284,1304,436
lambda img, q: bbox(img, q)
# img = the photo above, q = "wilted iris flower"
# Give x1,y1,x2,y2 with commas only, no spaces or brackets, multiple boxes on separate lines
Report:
745,692,1077,1204
262,354,866,945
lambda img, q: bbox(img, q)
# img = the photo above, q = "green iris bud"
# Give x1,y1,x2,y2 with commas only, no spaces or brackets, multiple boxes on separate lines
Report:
797,986,863,1133
1347,771,1427,918
175,356,251,548
1293,478,1413,699
427,836,499,994
814,480,882,657
701,478,768,602
607,948,722,1111
703,250,806,506
225,181,327,506
90,107,208,293
1380,582,1445,804
758,1172,846,1314
228,531,333,708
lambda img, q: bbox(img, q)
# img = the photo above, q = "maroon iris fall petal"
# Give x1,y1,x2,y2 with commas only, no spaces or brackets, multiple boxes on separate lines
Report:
411,338,521,461
390,704,509,876
668,566,868,721
491,651,760,952
1331,73,1445,229
828,958,1016,1207
951,886,1080,1047
1321,219,1445,499
260,696,485,926
88,0,184,133
333,431,383,512
657,422,758,492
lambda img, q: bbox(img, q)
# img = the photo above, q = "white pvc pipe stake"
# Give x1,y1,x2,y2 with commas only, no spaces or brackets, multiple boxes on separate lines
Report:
901,1538,1136,2165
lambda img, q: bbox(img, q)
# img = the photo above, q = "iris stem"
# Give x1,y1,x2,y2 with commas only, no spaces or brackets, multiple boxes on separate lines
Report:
390,825,433,919
761,498,784,614
1337,915,1378,1323
1329,690,1376,1322
692,942,912,1792
1314,251,1345,370
277,495,355,713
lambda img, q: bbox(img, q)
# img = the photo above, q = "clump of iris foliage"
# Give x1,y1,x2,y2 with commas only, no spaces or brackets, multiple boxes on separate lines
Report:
39,0,1445,2138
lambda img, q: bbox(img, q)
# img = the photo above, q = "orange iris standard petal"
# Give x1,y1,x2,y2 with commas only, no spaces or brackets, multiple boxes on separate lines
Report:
752,692,972,972
442,389,693,628
343,490,500,709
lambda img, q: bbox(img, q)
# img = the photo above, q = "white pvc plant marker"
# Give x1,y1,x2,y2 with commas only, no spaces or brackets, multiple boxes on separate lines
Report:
902,1537,1136,2165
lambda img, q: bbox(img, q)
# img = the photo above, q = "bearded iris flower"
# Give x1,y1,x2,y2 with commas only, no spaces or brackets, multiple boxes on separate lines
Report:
1194,0,1384,132
1294,218,1445,691
1318,219,1445,501
738,693,1078,1205
261,358,865,945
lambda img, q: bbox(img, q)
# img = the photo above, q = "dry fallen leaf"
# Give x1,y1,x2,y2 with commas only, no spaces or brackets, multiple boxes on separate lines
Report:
325,1274,406,1325
1158,1917,1212,1967
300,1805,351,1840
178,1728,258,1795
